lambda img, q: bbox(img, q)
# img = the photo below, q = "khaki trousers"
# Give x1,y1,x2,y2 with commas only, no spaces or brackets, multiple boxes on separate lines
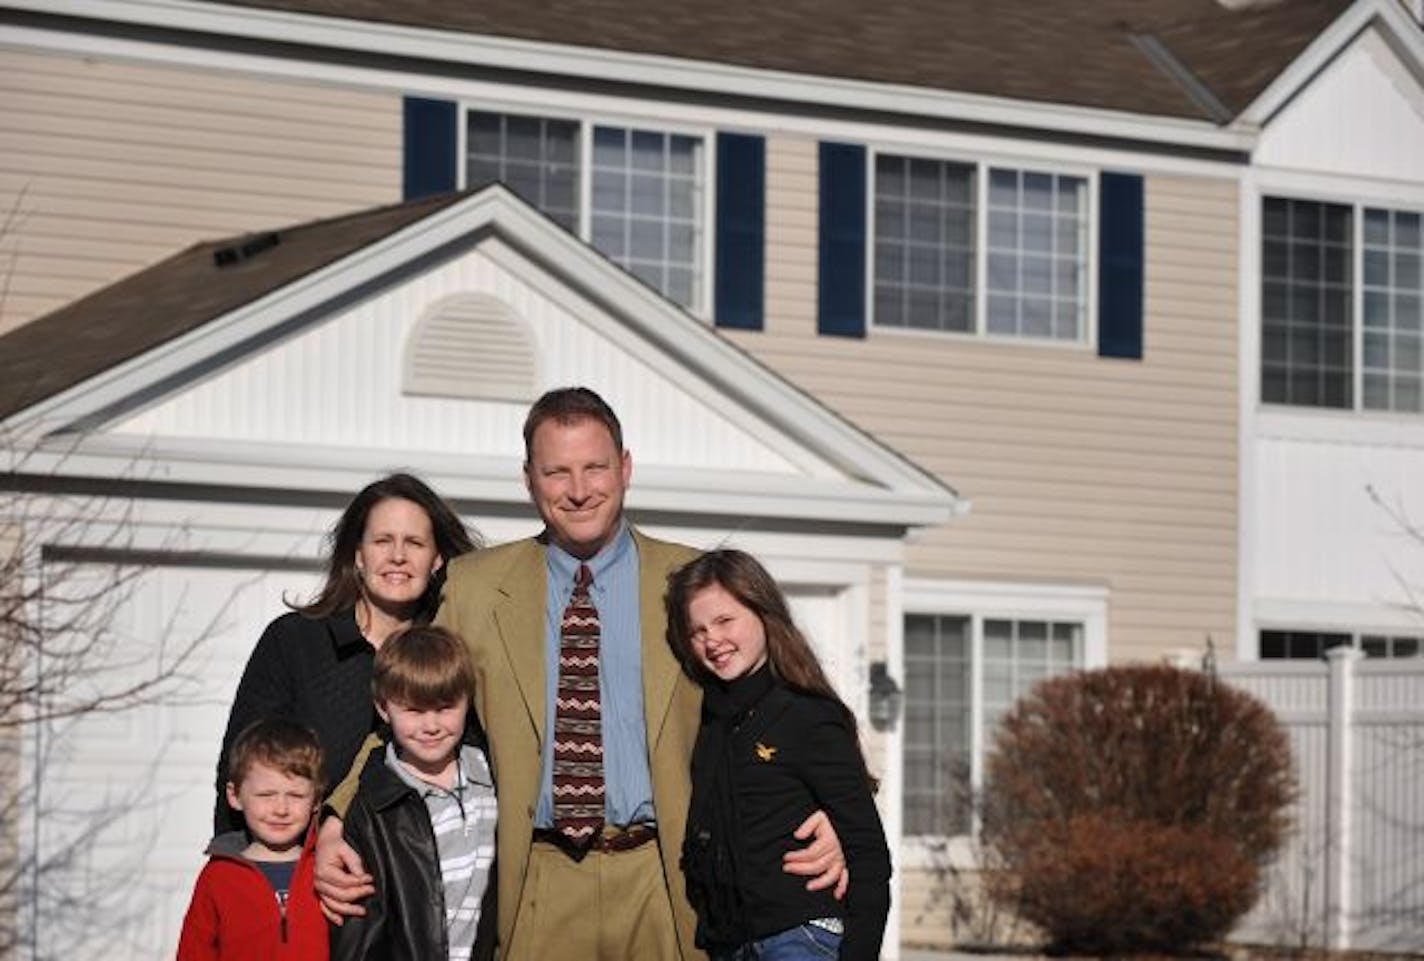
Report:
503,836,682,961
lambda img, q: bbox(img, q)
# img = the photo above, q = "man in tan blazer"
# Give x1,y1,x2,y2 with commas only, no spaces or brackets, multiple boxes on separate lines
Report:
317,388,844,960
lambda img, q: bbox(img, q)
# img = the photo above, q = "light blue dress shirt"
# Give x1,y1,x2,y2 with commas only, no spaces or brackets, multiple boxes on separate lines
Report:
536,523,657,828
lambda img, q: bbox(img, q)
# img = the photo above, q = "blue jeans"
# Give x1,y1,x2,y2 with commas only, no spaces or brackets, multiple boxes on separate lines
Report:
712,923,843,960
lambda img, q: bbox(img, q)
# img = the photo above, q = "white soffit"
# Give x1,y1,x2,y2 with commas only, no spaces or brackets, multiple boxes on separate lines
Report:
1254,25,1424,184
11,186,958,527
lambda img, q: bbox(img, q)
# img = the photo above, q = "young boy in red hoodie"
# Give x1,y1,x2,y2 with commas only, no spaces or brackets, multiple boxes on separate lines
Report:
177,718,327,960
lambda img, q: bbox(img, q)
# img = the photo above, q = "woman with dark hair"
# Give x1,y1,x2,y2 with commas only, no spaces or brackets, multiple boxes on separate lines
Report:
666,549,891,961
213,473,479,832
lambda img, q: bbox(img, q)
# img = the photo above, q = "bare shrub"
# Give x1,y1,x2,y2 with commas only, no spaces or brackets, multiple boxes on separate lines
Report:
982,664,1296,953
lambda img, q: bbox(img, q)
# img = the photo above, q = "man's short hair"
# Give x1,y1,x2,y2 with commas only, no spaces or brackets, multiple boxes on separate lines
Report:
228,717,324,794
522,386,624,461
372,624,474,710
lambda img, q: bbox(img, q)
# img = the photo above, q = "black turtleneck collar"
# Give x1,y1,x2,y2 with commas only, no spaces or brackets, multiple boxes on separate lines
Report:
702,662,776,721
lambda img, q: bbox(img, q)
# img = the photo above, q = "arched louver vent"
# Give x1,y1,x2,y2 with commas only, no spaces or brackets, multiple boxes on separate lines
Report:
403,294,538,402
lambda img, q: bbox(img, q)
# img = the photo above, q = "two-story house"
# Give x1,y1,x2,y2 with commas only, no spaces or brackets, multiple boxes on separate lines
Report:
2,0,1421,955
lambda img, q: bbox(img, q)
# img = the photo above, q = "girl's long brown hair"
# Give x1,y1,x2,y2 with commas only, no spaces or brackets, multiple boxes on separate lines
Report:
666,549,877,790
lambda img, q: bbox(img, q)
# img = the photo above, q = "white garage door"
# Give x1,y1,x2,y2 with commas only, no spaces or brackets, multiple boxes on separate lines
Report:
21,559,320,959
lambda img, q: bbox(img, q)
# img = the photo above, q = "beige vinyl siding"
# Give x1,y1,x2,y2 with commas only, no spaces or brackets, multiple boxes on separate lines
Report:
735,141,1238,947
0,48,401,334
763,136,820,338
898,866,962,949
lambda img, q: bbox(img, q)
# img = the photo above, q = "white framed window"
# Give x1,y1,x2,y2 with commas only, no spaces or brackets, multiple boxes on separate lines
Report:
1362,207,1424,412
464,107,708,313
590,126,703,309
466,111,580,232
873,151,1091,343
1259,629,1422,659
900,580,1107,845
1261,197,1423,414
903,613,1084,837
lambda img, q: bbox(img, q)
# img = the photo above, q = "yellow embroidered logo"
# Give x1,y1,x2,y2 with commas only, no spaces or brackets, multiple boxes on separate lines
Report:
755,742,777,762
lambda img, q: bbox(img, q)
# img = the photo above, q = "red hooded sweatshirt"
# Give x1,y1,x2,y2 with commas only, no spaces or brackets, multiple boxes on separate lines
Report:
176,827,327,961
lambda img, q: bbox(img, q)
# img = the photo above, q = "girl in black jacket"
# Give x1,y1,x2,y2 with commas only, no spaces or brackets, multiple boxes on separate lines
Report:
666,550,891,961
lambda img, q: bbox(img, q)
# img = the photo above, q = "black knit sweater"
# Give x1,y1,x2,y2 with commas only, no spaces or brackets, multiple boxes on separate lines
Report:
215,608,378,833
682,666,892,960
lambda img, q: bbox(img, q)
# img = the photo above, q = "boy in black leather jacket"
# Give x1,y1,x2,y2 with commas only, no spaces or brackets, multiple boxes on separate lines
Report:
331,625,497,961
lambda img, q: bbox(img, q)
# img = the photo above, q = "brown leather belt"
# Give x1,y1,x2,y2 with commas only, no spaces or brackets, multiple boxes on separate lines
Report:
533,824,658,858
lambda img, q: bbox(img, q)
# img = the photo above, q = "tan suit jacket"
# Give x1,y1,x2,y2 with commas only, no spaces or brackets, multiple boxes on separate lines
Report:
436,530,703,958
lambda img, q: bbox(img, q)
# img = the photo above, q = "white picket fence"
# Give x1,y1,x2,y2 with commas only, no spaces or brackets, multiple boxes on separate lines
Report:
1219,650,1424,951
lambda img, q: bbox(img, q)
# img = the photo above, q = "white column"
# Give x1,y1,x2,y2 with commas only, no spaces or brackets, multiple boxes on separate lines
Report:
1324,646,1361,949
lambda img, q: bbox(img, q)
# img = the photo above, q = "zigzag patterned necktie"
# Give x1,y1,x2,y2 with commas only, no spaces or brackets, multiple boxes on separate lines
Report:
552,563,604,848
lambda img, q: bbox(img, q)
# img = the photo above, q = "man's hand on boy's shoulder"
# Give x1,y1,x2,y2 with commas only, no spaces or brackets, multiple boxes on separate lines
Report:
314,816,375,924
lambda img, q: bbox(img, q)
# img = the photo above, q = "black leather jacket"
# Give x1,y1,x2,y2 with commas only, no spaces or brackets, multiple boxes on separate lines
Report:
330,749,497,961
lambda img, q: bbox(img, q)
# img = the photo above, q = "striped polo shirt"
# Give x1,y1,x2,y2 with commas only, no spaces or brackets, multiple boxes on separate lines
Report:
385,742,497,961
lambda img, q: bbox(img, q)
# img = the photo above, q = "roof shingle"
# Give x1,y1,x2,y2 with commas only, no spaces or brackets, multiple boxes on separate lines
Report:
202,0,1352,121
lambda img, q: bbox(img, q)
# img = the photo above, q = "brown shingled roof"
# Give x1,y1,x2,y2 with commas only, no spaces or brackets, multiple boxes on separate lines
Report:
0,191,468,421
202,0,1352,122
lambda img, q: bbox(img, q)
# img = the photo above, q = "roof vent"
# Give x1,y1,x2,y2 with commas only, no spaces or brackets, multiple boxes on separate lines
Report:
213,231,280,267
402,293,539,402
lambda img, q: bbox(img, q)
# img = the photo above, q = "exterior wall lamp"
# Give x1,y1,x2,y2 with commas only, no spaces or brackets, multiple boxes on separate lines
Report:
868,660,904,732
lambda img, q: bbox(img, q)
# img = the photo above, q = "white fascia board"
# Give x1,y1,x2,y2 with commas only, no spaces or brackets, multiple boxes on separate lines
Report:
1254,595,1424,635
14,434,953,528
1237,0,1424,129
2,0,1253,153
1251,166,1424,208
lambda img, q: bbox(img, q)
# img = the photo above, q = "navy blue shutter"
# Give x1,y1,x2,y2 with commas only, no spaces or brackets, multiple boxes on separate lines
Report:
1097,172,1145,359
714,133,766,330
403,97,458,201
818,142,867,338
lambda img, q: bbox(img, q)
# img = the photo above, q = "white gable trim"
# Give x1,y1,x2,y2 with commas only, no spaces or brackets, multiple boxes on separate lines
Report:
4,186,959,527
1237,0,1424,129
4,0,1253,152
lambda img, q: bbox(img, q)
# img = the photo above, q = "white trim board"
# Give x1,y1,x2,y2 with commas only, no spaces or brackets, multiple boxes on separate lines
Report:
902,577,1110,669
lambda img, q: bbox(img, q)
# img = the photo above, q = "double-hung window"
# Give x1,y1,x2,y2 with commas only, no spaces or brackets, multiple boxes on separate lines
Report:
1262,197,1423,413
902,612,1084,838
874,153,1090,342
466,109,707,312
